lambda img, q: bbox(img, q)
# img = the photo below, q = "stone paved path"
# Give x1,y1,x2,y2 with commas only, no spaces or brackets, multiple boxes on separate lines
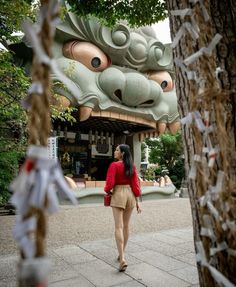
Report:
0,198,199,286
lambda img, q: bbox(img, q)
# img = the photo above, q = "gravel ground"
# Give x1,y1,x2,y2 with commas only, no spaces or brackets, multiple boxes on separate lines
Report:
0,198,193,255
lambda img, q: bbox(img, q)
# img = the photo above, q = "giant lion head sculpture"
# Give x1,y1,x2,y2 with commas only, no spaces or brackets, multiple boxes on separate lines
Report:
52,3,180,137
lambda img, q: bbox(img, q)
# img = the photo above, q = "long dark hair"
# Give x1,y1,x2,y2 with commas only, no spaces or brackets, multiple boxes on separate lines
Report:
119,144,134,177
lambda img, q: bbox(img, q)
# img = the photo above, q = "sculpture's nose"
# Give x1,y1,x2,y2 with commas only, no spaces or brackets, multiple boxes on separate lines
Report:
99,67,163,108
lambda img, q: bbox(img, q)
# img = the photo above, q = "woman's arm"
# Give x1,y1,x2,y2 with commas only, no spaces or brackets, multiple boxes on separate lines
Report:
104,162,116,193
135,196,142,213
130,165,141,197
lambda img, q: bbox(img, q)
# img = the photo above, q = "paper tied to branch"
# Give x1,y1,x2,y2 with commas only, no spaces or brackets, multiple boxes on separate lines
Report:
189,154,202,180
171,21,199,49
210,241,228,256
171,8,192,18
174,59,198,81
21,82,44,110
193,111,206,132
207,201,221,221
212,170,224,194
215,67,224,81
189,0,210,21
201,214,216,241
196,241,235,287
184,34,223,66
208,148,219,168
199,191,211,207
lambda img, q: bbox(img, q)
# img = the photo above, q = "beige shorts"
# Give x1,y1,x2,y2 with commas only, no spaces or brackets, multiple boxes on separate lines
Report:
110,185,136,210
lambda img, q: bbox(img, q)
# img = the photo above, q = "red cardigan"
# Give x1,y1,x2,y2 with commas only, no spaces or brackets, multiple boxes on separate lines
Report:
104,161,141,197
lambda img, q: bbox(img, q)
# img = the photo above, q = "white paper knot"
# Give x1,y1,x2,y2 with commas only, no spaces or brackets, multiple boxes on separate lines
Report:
10,145,77,258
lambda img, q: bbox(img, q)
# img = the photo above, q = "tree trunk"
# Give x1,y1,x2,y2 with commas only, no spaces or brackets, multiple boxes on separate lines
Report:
166,0,236,286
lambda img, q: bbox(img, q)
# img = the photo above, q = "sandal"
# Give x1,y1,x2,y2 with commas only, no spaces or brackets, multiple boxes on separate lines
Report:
119,260,128,272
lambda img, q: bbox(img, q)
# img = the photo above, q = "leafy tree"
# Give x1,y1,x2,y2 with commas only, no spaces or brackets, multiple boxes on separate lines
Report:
0,1,78,205
0,0,38,205
145,132,184,188
66,0,167,27
0,51,29,205
0,0,36,46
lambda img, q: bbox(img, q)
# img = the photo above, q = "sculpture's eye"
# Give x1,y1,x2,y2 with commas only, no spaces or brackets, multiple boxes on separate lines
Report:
63,41,111,72
91,57,101,68
147,71,174,92
161,81,168,90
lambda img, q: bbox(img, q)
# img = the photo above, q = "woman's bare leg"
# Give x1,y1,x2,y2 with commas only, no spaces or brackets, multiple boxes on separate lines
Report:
123,208,134,253
112,207,125,262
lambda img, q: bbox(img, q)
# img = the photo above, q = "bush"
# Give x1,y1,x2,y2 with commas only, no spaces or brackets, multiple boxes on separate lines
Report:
0,147,24,206
145,132,185,189
168,159,185,189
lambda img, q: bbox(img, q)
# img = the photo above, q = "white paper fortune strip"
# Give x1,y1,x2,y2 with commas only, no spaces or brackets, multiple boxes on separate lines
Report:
196,241,235,287
171,8,192,18
171,22,199,48
208,148,218,168
207,201,220,220
193,111,206,132
210,242,228,256
184,34,222,66
19,257,51,286
10,145,77,258
180,112,193,126
215,67,224,81
28,82,43,95
189,154,202,179
189,0,210,21
201,214,216,240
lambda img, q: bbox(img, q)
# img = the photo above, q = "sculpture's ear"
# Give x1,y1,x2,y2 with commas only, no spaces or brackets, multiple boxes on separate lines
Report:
8,42,33,71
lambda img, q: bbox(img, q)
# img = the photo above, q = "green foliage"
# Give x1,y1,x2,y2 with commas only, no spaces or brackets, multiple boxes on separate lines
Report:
168,158,185,189
66,0,168,27
0,0,36,43
0,51,29,123
0,0,37,204
51,105,77,124
0,140,25,206
145,132,183,167
0,51,29,204
0,51,29,146
145,132,185,188
144,164,158,181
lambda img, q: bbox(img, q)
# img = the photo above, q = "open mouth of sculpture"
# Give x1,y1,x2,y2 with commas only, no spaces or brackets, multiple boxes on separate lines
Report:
86,110,155,136
83,110,157,136
54,107,158,141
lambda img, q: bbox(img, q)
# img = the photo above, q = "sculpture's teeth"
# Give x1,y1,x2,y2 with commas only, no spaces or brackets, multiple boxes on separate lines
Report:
157,122,167,135
79,106,93,121
168,122,180,134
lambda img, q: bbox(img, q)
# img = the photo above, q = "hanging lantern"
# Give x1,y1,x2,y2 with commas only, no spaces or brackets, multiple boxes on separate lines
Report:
100,131,104,144
111,133,114,145
105,132,109,144
94,130,98,144
75,130,81,143
57,125,61,136
88,130,93,144
64,126,67,140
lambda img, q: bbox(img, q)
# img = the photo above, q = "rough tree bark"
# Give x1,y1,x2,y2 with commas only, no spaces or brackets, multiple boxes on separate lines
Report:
166,0,236,286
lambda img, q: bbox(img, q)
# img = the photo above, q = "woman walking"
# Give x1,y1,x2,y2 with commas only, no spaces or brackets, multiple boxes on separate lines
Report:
104,144,141,272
